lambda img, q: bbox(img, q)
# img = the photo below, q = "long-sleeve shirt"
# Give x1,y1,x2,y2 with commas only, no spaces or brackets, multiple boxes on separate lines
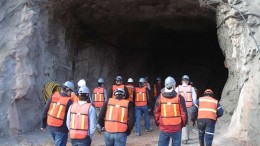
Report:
41,92,73,133
66,101,96,139
191,98,224,122
98,99,135,136
155,90,188,132
175,83,197,105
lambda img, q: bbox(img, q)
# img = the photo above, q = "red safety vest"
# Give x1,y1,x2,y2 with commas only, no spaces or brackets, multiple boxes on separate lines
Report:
93,87,105,108
178,85,193,108
198,96,218,120
125,84,134,102
105,98,129,132
112,84,125,98
47,92,70,127
160,94,182,126
153,83,162,97
135,86,147,107
69,102,91,139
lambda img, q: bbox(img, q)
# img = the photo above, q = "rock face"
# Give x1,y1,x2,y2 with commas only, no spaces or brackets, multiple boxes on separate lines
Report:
216,0,260,145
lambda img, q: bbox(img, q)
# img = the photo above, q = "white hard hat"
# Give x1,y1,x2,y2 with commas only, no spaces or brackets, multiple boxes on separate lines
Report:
165,76,176,88
63,81,75,91
98,78,105,83
78,79,86,87
139,78,145,83
78,86,90,94
127,78,134,83
182,75,189,80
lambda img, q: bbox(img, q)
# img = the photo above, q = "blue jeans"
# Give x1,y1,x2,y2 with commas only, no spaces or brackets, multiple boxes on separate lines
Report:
197,119,216,146
71,136,91,146
50,130,68,146
135,106,150,134
104,132,127,146
158,130,182,146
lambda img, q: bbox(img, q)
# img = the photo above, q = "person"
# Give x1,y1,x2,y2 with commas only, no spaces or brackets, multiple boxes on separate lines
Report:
191,89,223,146
111,76,129,99
155,76,188,146
144,76,151,91
152,77,163,114
134,77,152,136
92,77,108,115
66,86,96,146
190,81,198,97
125,78,135,102
175,74,197,144
41,81,74,146
71,79,86,103
97,88,135,146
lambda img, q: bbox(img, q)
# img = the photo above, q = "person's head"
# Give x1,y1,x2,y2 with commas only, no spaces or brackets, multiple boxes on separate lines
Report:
181,75,190,85
63,81,75,96
77,79,86,88
139,77,145,87
127,78,134,84
78,86,90,101
164,76,176,91
114,88,126,100
98,77,105,87
156,77,161,84
204,89,214,97
115,76,123,85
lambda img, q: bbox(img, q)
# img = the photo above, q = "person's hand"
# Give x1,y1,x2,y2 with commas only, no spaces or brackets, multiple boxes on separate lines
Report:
192,120,196,127
40,128,45,131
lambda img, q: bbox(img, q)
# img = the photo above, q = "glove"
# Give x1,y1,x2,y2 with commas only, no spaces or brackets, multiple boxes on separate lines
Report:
192,120,196,127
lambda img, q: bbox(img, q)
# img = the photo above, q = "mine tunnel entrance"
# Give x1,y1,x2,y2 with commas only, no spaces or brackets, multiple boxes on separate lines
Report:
59,1,228,100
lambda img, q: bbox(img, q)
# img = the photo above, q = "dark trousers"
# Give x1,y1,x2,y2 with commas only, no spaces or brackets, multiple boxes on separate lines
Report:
197,119,216,146
71,136,92,146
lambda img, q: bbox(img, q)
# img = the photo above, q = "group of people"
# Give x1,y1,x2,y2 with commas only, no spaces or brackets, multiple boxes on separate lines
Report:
41,74,223,146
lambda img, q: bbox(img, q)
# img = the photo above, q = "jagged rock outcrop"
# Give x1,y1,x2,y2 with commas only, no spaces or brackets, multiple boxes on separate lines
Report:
216,0,260,145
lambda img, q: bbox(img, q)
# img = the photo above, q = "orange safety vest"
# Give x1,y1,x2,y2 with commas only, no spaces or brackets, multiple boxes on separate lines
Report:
160,94,182,126
198,96,218,120
112,84,125,98
93,87,105,108
105,98,129,132
69,102,91,139
125,84,134,102
47,92,70,127
178,85,193,108
135,87,147,107
71,92,79,103
153,83,162,97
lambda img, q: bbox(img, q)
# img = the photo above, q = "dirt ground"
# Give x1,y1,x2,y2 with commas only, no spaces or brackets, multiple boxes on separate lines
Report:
0,116,245,146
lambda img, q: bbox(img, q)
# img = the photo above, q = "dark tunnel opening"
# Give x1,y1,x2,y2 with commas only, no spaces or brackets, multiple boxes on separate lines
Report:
62,1,228,100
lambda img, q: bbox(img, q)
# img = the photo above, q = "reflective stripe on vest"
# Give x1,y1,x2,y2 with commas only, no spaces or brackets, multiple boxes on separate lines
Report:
160,94,181,126
112,84,125,98
47,92,70,127
105,98,129,132
198,96,218,120
126,84,134,102
93,87,105,108
69,102,91,139
178,85,192,108
135,87,147,107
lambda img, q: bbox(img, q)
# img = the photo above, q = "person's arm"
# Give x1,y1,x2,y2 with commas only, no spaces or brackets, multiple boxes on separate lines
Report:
179,94,188,126
191,100,199,122
66,105,72,130
89,105,96,139
124,86,129,99
216,103,224,118
155,96,161,126
191,87,197,105
126,102,135,136
146,88,151,109
104,89,108,102
41,97,52,130
97,101,108,128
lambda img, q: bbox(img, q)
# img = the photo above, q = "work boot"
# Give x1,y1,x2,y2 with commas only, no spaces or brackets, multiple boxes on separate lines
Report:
199,141,204,146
